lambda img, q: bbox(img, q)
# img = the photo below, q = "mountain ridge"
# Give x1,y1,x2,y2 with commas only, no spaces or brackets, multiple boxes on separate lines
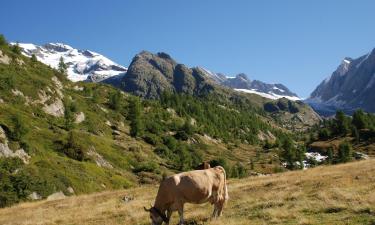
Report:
199,68,300,101
307,48,375,115
14,42,301,101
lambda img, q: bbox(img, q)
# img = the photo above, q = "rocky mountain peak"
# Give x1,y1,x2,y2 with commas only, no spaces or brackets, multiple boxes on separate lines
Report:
306,48,375,115
14,42,127,82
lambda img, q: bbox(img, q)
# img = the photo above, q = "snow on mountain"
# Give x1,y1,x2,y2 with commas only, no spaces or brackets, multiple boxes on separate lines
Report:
14,43,127,82
198,68,301,101
234,89,301,101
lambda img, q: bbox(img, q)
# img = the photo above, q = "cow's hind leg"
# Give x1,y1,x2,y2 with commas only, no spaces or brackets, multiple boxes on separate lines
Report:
216,202,224,217
178,204,184,225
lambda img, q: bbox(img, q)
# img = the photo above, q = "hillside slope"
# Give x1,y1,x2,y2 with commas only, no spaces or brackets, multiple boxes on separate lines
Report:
0,41,301,207
0,159,373,225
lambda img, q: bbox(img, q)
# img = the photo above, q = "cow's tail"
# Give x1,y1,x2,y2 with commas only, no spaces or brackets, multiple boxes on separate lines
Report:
216,166,229,200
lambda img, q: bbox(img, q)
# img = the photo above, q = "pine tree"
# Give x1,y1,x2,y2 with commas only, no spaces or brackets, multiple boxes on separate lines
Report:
58,56,67,74
335,110,349,136
352,109,367,130
296,145,306,169
327,147,334,164
352,126,360,143
129,98,143,137
64,100,77,130
281,137,296,169
11,43,21,55
338,142,352,163
108,90,122,111
31,54,37,63
0,34,7,46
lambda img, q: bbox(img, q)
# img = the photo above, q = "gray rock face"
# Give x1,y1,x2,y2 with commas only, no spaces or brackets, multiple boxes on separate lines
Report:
74,112,85,124
224,74,298,98
307,48,375,115
121,51,216,99
0,126,30,164
0,50,10,64
42,98,65,117
198,68,300,100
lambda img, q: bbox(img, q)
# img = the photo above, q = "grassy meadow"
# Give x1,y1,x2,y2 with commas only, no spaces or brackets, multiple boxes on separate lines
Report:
0,159,374,225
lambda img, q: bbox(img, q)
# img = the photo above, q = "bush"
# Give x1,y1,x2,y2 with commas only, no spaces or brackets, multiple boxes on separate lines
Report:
162,136,177,151
174,130,189,140
62,131,86,161
143,133,160,146
210,158,230,174
133,161,159,173
154,146,173,160
231,163,247,178
10,114,28,141
318,128,330,140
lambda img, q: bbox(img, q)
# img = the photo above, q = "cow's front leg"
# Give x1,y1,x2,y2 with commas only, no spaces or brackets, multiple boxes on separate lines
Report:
165,209,172,225
178,204,184,225
211,205,218,219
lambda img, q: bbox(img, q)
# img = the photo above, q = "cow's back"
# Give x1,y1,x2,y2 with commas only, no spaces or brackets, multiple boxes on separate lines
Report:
173,168,225,203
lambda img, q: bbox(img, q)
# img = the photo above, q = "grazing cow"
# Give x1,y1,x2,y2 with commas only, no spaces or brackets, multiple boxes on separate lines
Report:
194,161,211,170
144,166,228,225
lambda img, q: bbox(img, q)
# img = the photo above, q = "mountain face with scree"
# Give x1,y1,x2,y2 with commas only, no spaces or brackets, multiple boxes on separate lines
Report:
306,48,375,116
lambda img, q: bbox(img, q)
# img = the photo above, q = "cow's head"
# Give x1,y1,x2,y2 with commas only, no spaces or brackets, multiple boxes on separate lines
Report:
144,206,168,225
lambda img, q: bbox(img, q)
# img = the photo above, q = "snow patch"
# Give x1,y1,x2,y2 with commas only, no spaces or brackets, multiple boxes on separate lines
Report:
234,89,301,101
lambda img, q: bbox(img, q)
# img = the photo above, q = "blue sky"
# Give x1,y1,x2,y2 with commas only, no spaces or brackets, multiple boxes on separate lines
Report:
1,0,375,98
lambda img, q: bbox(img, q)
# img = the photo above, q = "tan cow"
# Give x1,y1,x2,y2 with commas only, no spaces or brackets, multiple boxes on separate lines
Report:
144,166,228,225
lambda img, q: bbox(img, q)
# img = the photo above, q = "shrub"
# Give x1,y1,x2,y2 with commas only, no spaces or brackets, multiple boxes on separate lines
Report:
162,136,177,151
62,131,86,161
318,128,330,140
337,142,352,163
133,161,159,173
210,158,230,174
10,114,28,141
174,130,189,140
143,133,160,146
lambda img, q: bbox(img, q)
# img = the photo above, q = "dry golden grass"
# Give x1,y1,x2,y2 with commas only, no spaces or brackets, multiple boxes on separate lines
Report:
1,160,375,225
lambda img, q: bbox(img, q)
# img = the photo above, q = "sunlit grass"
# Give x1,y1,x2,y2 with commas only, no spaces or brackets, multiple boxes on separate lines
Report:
0,159,374,225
